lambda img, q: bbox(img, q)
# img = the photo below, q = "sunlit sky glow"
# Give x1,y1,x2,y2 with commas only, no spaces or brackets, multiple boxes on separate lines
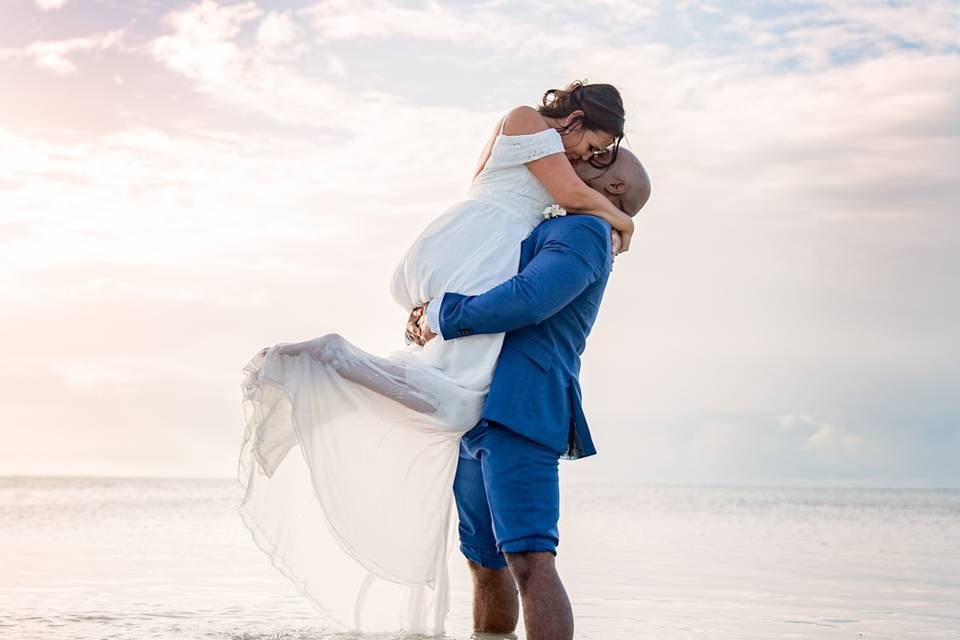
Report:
1,0,958,486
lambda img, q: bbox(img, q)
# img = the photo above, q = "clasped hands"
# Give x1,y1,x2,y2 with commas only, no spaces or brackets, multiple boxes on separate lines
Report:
405,304,437,347
610,228,623,259
404,230,622,347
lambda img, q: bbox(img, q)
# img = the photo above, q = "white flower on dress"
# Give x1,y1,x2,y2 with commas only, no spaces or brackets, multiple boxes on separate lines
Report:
542,203,567,220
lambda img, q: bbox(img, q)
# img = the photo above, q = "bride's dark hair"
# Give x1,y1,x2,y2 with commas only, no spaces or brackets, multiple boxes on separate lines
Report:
537,80,625,168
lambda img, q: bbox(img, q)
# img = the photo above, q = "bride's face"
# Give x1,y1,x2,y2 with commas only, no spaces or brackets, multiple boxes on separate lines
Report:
560,121,616,164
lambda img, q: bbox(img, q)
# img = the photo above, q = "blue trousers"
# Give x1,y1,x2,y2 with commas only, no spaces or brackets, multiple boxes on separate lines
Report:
452,419,562,569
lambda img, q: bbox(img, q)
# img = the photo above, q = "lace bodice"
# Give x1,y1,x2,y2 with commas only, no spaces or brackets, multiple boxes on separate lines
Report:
466,119,565,227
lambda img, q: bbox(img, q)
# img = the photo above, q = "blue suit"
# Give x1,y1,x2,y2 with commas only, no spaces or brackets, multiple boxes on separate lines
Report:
436,214,613,566
436,214,613,458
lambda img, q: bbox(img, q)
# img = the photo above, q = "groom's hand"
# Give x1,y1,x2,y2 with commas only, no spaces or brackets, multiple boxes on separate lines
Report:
417,303,437,344
406,306,427,346
610,229,622,271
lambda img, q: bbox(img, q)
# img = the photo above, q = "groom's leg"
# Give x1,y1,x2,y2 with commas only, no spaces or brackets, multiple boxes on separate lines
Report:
453,432,519,633
469,421,571,640
504,551,573,640
466,559,519,634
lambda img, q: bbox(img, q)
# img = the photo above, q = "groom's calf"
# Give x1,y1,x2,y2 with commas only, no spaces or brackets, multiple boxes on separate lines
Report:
505,551,574,640
467,559,519,634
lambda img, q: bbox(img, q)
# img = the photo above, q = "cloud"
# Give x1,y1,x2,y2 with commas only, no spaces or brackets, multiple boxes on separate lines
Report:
68,276,266,306
144,0,509,218
802,422,864,455
146,0,571,133
149,1,371,128
48,358,143,392
298,0,614,55
256,12,301,53
326,54,346,77
777,413,818,432
811,0,960,52
0,29,124,75
35,0,68,11
303,0,491,41
777,414,867,459
718,1,960,71
150,1,263,88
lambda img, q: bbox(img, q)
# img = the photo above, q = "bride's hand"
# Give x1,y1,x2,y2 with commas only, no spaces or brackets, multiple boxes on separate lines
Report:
614,213,633,253
610,229,622,258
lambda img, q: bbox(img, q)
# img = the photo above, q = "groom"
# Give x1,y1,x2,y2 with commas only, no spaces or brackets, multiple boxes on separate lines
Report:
408,148,651,640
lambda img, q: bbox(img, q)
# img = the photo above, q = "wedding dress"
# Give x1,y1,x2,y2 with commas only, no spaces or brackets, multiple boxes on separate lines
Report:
238,118,565,634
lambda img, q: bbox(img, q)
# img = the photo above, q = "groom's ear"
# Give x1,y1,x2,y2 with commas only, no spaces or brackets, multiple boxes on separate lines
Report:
605,180,626,195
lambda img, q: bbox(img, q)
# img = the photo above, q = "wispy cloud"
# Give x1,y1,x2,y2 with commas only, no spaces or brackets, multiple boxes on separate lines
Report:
0,29,124,75
148,1,370,128
48,358,144,393
256,11,302,53
303,0,474,41
35,0,69,11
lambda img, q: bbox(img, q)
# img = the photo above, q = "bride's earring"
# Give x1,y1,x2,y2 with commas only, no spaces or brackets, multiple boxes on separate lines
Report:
560,114,583,135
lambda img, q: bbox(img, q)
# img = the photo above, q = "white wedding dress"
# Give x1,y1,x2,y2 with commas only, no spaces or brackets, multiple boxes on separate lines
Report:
238,119,565,634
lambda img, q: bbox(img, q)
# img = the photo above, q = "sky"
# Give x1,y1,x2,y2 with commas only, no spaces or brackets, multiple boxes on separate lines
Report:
1,0,958,487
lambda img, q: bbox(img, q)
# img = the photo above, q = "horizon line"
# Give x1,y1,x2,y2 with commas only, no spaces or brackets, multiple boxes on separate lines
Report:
1,473,957,491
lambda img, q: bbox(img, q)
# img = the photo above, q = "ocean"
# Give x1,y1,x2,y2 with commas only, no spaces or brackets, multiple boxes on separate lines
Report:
1,477,958,639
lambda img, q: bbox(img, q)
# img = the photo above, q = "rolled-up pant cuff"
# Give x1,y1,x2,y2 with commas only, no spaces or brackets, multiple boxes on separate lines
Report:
499,535,558,556
460,542,508,569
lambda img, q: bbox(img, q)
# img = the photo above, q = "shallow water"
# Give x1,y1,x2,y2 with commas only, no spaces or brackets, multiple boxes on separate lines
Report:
1,477,958,639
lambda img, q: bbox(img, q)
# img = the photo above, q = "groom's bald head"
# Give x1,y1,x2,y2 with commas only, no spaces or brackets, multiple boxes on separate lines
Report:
573,148,651,216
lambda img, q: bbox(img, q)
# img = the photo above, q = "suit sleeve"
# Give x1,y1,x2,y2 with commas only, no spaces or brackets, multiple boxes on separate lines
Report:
436,220,610,339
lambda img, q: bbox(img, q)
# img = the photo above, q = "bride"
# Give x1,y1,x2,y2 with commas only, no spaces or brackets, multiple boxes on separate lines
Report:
238,80,631,634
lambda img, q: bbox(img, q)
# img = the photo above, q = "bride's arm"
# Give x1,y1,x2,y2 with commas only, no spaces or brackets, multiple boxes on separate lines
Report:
504,106,634,251
527,154,634,251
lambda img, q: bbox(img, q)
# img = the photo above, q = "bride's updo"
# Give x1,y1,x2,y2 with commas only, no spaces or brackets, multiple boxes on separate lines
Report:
537,80,625,166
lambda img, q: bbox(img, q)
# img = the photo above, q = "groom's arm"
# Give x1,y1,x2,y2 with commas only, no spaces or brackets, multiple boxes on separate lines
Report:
426,218,611,340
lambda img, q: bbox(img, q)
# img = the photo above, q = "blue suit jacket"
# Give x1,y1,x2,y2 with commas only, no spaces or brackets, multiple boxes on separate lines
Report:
436,215,613,459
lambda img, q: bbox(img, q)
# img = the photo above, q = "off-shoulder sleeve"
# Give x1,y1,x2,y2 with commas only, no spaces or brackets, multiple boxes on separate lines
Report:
484,128,565,169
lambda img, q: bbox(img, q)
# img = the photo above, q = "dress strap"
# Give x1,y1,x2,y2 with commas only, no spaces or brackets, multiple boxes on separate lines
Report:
486,123,564,169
